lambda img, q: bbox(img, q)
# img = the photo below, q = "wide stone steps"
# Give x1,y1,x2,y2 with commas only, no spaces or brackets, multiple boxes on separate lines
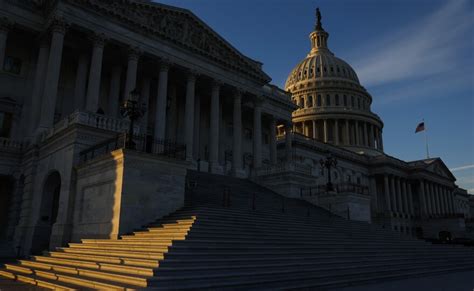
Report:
0,215,196,289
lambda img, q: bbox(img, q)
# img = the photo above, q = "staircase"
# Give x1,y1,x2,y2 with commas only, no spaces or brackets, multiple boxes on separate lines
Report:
1,171,473,290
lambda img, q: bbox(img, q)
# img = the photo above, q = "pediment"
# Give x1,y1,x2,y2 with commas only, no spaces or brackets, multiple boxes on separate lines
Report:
66,0,270,83
410,158,456,180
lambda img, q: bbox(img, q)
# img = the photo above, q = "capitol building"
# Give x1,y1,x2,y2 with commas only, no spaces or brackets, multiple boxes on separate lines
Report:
0,0,473,289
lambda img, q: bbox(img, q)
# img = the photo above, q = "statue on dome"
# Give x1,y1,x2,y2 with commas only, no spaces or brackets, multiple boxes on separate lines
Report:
316,8,323,30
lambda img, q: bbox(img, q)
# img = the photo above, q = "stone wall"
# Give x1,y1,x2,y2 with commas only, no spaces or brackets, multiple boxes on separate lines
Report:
72,149,188,241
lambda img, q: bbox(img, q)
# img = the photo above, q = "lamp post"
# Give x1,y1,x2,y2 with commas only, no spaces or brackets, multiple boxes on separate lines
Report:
120,88,146,149
320,154,337,192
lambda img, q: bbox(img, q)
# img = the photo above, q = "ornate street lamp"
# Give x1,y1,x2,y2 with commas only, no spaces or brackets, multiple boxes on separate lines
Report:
120,88,146,149
320,154,337,192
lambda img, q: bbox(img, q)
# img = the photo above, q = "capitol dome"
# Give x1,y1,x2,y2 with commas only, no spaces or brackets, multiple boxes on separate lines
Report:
286,9,384,154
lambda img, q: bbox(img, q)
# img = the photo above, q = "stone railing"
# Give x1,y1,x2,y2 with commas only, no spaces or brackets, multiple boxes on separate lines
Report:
40,111,139,142
0,137,28,152
256,161,312,177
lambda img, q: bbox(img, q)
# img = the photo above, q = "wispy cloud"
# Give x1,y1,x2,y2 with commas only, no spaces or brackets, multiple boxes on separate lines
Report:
451,164,474,172
349,0,473,100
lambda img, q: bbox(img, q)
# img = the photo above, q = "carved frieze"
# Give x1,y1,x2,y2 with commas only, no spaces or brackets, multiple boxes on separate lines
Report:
66,0,270,83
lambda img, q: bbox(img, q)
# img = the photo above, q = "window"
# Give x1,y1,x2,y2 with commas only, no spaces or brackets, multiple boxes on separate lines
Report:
0,112,12,138
343,95,347,106
351,96,355,107
326,95,331,106
307,95,313,107
317,95,322,106
323,66,327,72
330,67,334,72
263,133,269,145
3,56,22,75
335,95,339,106
357,98,361,109
299,97,304,108
357,177,361,185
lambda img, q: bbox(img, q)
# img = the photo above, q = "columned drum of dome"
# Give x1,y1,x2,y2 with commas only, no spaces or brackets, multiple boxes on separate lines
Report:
285,9,384,154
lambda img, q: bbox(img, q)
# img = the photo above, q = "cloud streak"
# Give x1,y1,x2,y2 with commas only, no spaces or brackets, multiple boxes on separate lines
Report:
450,164,474,172
349,0,473,93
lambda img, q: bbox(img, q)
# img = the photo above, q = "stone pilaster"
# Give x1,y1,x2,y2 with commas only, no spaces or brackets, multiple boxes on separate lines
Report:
154,61,169,140
123,46,140,100
253,98,263,169
36,17,67,133
73,54,89,111
184,71,197,161
232,90,243,176
209,81,221,173
28,39,49,137
108,65,122,118
85,33,106,112
269,117,277,165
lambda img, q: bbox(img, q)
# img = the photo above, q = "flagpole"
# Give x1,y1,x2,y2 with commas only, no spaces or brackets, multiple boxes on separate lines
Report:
424,118,430,159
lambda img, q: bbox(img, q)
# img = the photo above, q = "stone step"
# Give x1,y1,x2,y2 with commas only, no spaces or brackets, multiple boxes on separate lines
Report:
33,256,154,276
0,269,76,290
159,253,474,268
69,243,170,252
3,264,138,290
46,251,160,268
149,261,474,288
16,260,150,287
57,247,165,260
82,238,174,245
153,256,474,277
121,234,186,240
162,249,473,259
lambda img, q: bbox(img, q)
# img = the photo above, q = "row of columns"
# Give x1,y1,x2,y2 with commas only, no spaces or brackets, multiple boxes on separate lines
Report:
383,175,414,216
296,119,383,150
419,180,455,216
10,17,284,175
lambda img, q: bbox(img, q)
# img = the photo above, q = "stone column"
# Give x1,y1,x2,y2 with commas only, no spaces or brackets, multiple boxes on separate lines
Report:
425,181,433,215
334,119,339,145
73,54,89,111
85,33,106,112
140,77,151,134
384,175,392,212
323,119,328,143
345,119,350,145
363,122,368,147
123,47,140,100
28,40,49,136
434,184,441,215
37,19,67,132
369,177,378,213
419,180,427,216
396,177,402,214
108,65,122,118
184,72,196,161
0,19,10,72
154,62,169,141
390,176,396,212
285,122,293,163
379,130,384,150
355,121,360,145
232,90,243,175
369,124,375,148
253,99,263,169
166,84,177,142
312,120,317,139
448,188,454,214
407,181,414,215
269,117,277,165
304,121,310,137
209,81,221,173
402,179,408,215
436,184,443,215
193,95,201,160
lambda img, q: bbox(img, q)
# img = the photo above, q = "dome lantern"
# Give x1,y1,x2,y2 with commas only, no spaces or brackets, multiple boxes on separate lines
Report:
309,8,331,56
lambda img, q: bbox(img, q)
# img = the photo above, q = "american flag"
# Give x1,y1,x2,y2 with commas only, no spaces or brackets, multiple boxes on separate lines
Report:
415,122,425,133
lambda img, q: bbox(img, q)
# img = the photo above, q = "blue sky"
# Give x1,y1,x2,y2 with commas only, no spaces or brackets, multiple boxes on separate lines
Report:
154,0,474,192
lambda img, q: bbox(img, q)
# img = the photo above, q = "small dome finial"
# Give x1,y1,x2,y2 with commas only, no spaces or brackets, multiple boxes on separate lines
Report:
316,8,323,30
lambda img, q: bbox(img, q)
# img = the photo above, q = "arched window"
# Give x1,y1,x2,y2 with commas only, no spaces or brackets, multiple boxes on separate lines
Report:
317,95,322,106
299,97,304,108
307,95,313,107
326,95,331,106
335,95,340,106
343,95,347,107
